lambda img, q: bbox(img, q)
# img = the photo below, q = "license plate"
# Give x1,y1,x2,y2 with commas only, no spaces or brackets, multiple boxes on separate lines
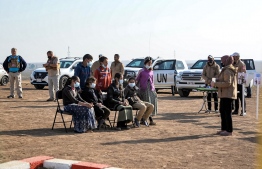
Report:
36,79,42,82
187,82,195,85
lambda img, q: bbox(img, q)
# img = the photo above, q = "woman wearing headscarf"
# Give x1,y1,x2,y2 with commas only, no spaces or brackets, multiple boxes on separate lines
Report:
136,56,158,125
62,76,97,133
211,55,237,136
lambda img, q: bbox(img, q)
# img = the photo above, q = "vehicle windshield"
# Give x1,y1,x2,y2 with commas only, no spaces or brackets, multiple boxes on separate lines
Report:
126,59,155,68
241,59,255,70
191,60,221,69
60,61,73,68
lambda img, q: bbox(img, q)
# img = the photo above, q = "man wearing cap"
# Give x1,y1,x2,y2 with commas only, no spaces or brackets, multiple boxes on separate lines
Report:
202,55,220,113
91,54,102,76
231,52,246,116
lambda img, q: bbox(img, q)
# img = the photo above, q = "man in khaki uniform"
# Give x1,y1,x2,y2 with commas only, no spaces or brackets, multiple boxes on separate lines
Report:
110,54,124,77
91,54,102,76
3,48,27,98
43,51,60,101
202,55,220,113
231,52,246,116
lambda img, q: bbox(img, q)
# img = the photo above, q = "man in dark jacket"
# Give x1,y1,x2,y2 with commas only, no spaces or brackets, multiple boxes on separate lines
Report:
3,48,27,98
74,54,93,90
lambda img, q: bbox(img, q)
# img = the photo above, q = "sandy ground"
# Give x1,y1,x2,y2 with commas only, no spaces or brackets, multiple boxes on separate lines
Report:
0,81,261,169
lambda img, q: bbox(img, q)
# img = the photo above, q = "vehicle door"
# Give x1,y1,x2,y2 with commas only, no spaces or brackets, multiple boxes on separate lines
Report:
153,60,176,88
241,59,256,87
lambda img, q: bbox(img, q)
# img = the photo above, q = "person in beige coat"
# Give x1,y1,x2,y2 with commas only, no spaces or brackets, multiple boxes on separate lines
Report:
91,54,102,76
110,54,124,78
211,55,237,136
202,55,220,112
231,52,246,116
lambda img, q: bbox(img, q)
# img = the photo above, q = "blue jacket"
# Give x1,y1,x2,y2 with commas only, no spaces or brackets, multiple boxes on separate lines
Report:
3,55,27,73
74,62,91,89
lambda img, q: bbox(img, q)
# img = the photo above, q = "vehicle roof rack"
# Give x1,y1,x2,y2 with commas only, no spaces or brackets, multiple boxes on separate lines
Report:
59,57,81,60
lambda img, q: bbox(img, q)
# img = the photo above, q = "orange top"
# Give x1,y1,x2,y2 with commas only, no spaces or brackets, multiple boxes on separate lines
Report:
94,66,112,91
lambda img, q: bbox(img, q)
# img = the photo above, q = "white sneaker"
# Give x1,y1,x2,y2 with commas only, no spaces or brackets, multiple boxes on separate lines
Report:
215,110,219,113
205,110,211,113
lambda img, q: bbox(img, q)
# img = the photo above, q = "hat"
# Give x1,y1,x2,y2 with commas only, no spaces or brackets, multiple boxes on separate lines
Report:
99,54,103,58
208,55,214,59
231,52,240,57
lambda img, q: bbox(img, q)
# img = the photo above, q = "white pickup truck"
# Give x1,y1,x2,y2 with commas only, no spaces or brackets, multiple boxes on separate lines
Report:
176,58,256,97
123,57,188,95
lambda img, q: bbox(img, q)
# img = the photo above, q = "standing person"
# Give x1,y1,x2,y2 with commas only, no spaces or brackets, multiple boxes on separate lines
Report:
3,48,27,98
136,56,157,125
43,51,60,101
91,54,102,76
74,54,93,90
62,76,97,133
94,56,111,92
110,54,124,78
124,77,154,127
211,55,237,136
81,76,110,129
202,55,220,113
231,52,247,116
107,73,133,130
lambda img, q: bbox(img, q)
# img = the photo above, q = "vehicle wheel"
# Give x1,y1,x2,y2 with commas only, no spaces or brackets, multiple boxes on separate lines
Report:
59,76,69,89
178,89,190,97
34,84,45,89
0,76,9,86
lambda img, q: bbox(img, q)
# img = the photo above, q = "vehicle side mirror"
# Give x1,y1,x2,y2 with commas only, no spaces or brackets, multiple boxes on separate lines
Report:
72,65,77,69
154,65,159,70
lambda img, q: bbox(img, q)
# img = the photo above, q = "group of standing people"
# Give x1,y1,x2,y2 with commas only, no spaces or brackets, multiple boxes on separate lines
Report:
202,52,247,136
61,54,158,133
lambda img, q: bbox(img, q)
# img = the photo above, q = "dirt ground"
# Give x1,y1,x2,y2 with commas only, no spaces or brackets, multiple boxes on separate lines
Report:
0,81,261,169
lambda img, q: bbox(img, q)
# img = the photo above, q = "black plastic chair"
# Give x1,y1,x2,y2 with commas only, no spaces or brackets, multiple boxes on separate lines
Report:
51,90,73,133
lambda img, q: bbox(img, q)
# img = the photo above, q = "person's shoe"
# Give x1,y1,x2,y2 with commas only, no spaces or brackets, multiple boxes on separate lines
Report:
216,130,225,135
149,121,156,125
220,131,232,136
18,96,23,99
246,95,251,98
215,110,219,113
121,126,131,130
205,110,211,113
97,119,105,129
47,98,55,101
7,95,14,98
232,111,238,115
240,111,246,116
134,118,140,127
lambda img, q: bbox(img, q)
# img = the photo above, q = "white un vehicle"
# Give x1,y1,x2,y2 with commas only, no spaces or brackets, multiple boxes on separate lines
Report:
30,57,82,89
124,57,188,95
176,58,256,97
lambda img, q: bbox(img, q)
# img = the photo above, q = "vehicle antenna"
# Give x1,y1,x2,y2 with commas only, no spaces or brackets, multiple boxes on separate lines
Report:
67,46,70,58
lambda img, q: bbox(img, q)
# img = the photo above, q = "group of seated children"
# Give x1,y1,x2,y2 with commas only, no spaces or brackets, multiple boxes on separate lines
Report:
61,73,155,133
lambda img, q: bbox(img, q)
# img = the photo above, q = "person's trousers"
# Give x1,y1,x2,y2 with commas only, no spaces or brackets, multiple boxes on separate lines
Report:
235,84,246,112
9,72,23,97
207,92,218,110
132,101,154,121
94,105,110,120
48,75,59,99
220,98,233,132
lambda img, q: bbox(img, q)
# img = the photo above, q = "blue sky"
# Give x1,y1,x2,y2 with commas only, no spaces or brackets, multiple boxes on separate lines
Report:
0,0,261,62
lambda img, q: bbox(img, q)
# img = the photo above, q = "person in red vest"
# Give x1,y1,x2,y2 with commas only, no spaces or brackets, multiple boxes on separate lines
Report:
94,56,112,92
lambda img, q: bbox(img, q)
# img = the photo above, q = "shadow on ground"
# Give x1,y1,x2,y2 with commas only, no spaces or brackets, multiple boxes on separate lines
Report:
101,134,216,145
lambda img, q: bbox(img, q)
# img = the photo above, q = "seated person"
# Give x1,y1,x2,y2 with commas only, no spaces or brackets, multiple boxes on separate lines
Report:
62,76,97,133
94,56,111,93
81,76,110,129
124,77,154,127
107,73,133,130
